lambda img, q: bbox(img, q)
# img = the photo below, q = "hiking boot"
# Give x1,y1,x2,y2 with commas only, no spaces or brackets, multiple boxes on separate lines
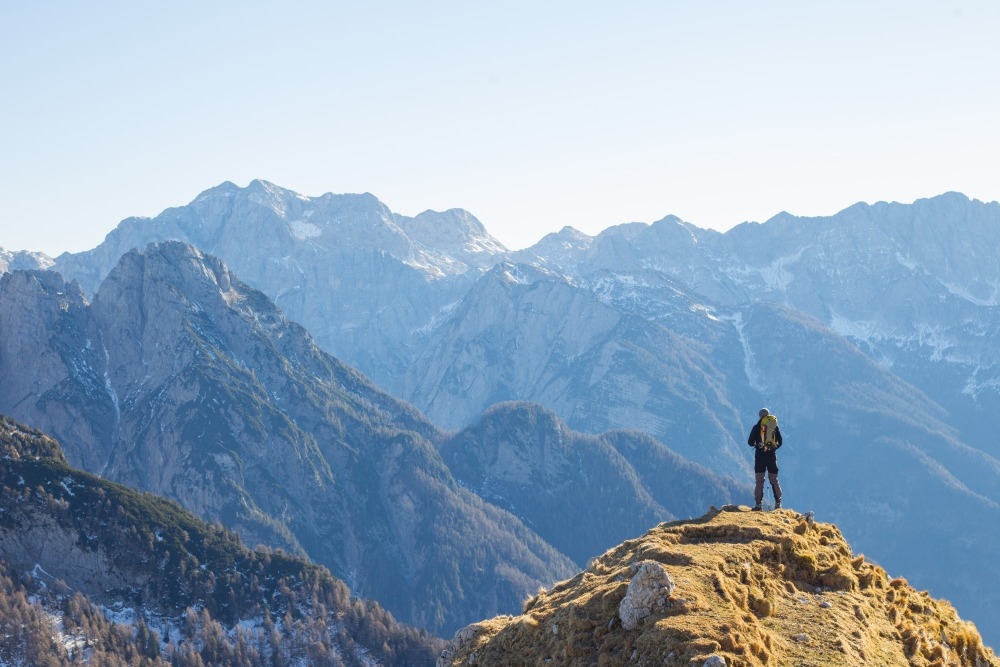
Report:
774,499,782,510
752,504,763,511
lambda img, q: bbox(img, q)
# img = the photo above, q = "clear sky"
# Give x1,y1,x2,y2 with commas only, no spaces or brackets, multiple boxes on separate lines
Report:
2,1,999,255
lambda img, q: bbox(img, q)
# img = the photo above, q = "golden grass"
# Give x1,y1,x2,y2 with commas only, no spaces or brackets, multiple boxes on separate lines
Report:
440,506,999,667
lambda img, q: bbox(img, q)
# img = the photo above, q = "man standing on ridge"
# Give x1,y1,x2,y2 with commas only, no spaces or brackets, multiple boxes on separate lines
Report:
748,408,782,510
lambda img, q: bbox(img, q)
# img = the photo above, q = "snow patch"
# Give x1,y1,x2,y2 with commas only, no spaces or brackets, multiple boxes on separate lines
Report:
290,220,322,241
690,304,721,321
502,265,531,285
828,312,885,347
914,323,956,362
895,251,918,271
33,563,55,582
728,312,764,392
759,246,808,292
940,279,1000,307
961,366,1000,399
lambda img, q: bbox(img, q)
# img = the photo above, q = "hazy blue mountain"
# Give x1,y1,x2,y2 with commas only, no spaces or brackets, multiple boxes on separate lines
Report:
0,240,746,638
5,183,1000,643
440,401,749,565
0,242,575,635
45,180,505,391
735,300,1000,642
0,247,53,274
562,194,1000,458
402,262,754,477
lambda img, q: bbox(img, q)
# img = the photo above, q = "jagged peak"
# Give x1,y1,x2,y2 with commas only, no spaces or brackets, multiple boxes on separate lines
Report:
551,225,591,239
192,180,242,202
0,247,55,272
441,506,999,666
595,220,652,241
650,213,686,226
0,267,86,302
532,225,593,249
396,208,508,259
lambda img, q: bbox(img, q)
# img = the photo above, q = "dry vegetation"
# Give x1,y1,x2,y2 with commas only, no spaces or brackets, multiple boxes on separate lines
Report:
440,506,998,667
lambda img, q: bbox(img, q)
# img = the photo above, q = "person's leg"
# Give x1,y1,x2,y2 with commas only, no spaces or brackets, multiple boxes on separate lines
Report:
766,453,781,507
754,472,766,508
768,473,781,507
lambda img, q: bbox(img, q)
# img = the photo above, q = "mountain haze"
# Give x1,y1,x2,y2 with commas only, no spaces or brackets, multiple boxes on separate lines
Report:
0,242,576,635
442,401,748,565
46,179,498,391
4,182,1000,643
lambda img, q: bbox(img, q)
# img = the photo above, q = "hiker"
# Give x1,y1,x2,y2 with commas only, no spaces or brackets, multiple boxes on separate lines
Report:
748,408,782,510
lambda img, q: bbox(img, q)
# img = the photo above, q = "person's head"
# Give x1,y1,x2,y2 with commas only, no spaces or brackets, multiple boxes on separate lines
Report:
759,408,769,418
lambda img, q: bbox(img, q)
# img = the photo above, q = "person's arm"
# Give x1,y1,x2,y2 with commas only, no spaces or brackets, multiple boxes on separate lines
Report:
748,420,760,447
774,426,783,449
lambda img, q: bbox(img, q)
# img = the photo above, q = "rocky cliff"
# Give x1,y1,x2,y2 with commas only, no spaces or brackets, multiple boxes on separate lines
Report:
440,506,999,667
0,242,576,635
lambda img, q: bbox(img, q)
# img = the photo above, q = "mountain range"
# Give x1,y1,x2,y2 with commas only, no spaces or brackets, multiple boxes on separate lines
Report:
0,239,741,637
3,180,1000,647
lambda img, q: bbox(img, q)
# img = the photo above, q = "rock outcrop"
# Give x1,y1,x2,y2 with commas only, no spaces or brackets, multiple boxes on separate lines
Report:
619,560,675,630
439,507,999,667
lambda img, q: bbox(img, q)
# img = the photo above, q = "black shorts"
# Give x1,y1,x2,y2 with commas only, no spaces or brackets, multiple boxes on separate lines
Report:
754,449,779,474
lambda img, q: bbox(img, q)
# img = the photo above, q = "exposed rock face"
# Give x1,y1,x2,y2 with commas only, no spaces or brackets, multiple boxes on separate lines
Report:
0,271,116,473
0,506,134,599
46,180,502,391
441,508,1000,666
403,264,751,476
0,247,53,273
0,242,575,635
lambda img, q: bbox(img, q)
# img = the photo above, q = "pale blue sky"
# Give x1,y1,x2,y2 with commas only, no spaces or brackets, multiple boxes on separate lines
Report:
2,1,998,255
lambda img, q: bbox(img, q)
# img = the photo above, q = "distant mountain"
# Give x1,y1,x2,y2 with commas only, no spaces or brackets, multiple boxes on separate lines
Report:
401,263,754,476
44,179,506,391
0,247,52,274
440,402,748,565
403,193,1000,645
556,194,1000,456
0,414,443,666
439,507,999,666
0,242,575,635
6,182,1000,644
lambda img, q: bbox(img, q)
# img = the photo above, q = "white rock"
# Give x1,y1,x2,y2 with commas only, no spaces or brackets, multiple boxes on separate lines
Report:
619,560,675,630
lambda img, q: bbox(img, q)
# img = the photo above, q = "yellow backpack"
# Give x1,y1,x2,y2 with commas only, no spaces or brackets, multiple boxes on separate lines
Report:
760,414,779,451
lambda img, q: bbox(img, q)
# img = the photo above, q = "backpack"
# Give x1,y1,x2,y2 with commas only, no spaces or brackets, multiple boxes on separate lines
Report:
760,414,779,451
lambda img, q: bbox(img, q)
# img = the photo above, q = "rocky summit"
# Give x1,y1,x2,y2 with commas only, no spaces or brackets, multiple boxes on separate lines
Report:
439,507,998,667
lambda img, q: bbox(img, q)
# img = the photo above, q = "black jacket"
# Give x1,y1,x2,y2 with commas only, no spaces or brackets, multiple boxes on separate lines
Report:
748,418,782,450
